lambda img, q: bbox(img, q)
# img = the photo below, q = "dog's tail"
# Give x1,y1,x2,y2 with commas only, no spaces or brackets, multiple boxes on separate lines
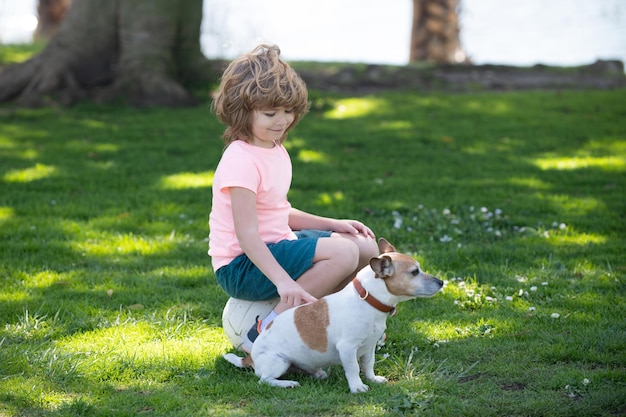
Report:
223,353,254,368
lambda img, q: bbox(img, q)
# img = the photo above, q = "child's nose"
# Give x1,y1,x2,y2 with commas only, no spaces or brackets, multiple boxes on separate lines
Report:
277,114,289,125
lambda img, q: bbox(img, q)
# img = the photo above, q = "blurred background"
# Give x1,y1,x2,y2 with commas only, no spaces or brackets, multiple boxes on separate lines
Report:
1,0,624,66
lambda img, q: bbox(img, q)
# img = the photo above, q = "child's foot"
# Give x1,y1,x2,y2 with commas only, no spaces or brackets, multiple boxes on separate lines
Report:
240,316,262,353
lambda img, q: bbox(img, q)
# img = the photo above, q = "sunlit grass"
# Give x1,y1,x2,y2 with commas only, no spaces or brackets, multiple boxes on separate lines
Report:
3,163,57,182
296,149,328,163
534,155,624,170
159,171,214,189
315,191,345,206
0,42,45,65
464,98,512,114
0,205,14,221
324,97,385,119
507,176,552,190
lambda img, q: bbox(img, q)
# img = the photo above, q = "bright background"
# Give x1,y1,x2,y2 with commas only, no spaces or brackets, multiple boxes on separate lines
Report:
1,0,625,67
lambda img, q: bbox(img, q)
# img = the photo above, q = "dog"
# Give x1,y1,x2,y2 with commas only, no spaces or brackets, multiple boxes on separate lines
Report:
223,238,443,393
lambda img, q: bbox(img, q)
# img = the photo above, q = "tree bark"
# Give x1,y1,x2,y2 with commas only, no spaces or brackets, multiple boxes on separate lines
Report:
34,0,72,40
410,0,467,64
0,0,212,107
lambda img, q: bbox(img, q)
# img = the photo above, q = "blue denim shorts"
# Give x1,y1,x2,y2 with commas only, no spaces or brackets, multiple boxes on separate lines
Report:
215,230,333,301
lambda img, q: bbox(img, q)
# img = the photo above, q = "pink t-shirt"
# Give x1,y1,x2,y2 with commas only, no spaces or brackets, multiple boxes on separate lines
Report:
208,140,297,270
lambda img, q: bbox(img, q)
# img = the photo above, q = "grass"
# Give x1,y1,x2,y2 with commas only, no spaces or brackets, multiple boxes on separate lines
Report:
1,47,625,416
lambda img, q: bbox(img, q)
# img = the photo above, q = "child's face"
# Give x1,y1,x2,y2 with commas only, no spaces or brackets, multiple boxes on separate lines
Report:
249,108,295,148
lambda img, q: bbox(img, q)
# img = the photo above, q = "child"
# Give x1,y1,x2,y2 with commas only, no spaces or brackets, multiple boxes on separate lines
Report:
208,44,378,352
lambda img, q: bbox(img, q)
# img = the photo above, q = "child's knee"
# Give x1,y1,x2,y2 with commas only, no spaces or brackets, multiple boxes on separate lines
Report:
327,239,359,272
362,238,379,259
357,237,379,267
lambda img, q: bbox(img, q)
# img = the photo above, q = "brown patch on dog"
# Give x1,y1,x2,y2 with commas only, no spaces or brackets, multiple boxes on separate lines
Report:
382,254,420,297
294,299,330,352
242,355,254,368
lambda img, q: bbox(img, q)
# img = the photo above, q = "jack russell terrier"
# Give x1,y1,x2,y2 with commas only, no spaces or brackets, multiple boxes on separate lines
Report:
223,238,443,393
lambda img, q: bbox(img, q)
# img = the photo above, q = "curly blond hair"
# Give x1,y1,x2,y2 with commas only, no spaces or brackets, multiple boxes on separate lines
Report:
212,44,309,145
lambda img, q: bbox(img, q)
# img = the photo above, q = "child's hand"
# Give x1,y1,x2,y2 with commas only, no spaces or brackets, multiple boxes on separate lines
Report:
334,220,376,238
277,280,317,307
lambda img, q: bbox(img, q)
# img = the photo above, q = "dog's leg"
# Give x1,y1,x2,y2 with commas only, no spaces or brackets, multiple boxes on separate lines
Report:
337,344,369,393
295,366,328,380
223,353,252,368
360,347,387,384
255,353,300,389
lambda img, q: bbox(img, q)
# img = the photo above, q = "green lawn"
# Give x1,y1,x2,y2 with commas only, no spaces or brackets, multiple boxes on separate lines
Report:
1,51,625,416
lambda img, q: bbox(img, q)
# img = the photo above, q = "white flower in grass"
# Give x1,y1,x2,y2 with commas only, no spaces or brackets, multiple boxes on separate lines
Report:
542,282,548,286
505,296,513,301
442,208,451,215
495,208,503,216
528,306,536,312
530,286,538,292
582,378,590,385
551,313,560,319
440,235,453,243
559,223,567,230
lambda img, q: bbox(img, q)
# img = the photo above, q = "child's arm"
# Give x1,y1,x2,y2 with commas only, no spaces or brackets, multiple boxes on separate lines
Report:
289,208,375,238
230,187,317,307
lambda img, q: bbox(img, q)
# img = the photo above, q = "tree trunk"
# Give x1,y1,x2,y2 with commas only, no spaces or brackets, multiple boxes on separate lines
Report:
0,0,212,107
410,0,467,64
34,0,72,41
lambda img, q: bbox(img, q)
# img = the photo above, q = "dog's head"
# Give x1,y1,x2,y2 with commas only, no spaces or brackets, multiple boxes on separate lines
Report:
370,238,443,299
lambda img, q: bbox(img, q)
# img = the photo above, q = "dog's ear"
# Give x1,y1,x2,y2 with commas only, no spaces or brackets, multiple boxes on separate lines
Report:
377,238,396,254
370,255,394,279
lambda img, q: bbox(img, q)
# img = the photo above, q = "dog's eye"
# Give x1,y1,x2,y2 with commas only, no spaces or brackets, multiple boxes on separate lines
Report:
411,268,420,276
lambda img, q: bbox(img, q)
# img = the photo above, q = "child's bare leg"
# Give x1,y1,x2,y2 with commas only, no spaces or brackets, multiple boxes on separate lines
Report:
273,238,359,314
331,232,379,284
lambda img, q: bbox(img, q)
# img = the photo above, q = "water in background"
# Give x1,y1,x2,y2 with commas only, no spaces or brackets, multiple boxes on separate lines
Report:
1,0,624,67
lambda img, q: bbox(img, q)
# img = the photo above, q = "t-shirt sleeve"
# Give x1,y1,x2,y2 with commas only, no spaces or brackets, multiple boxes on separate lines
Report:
216,146,259,195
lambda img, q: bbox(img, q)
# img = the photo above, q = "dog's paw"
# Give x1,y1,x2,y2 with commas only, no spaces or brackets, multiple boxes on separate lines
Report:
261,378,300,389
349,382,370,394
223,353,244,368
311,369,328,380
369,375,388,384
